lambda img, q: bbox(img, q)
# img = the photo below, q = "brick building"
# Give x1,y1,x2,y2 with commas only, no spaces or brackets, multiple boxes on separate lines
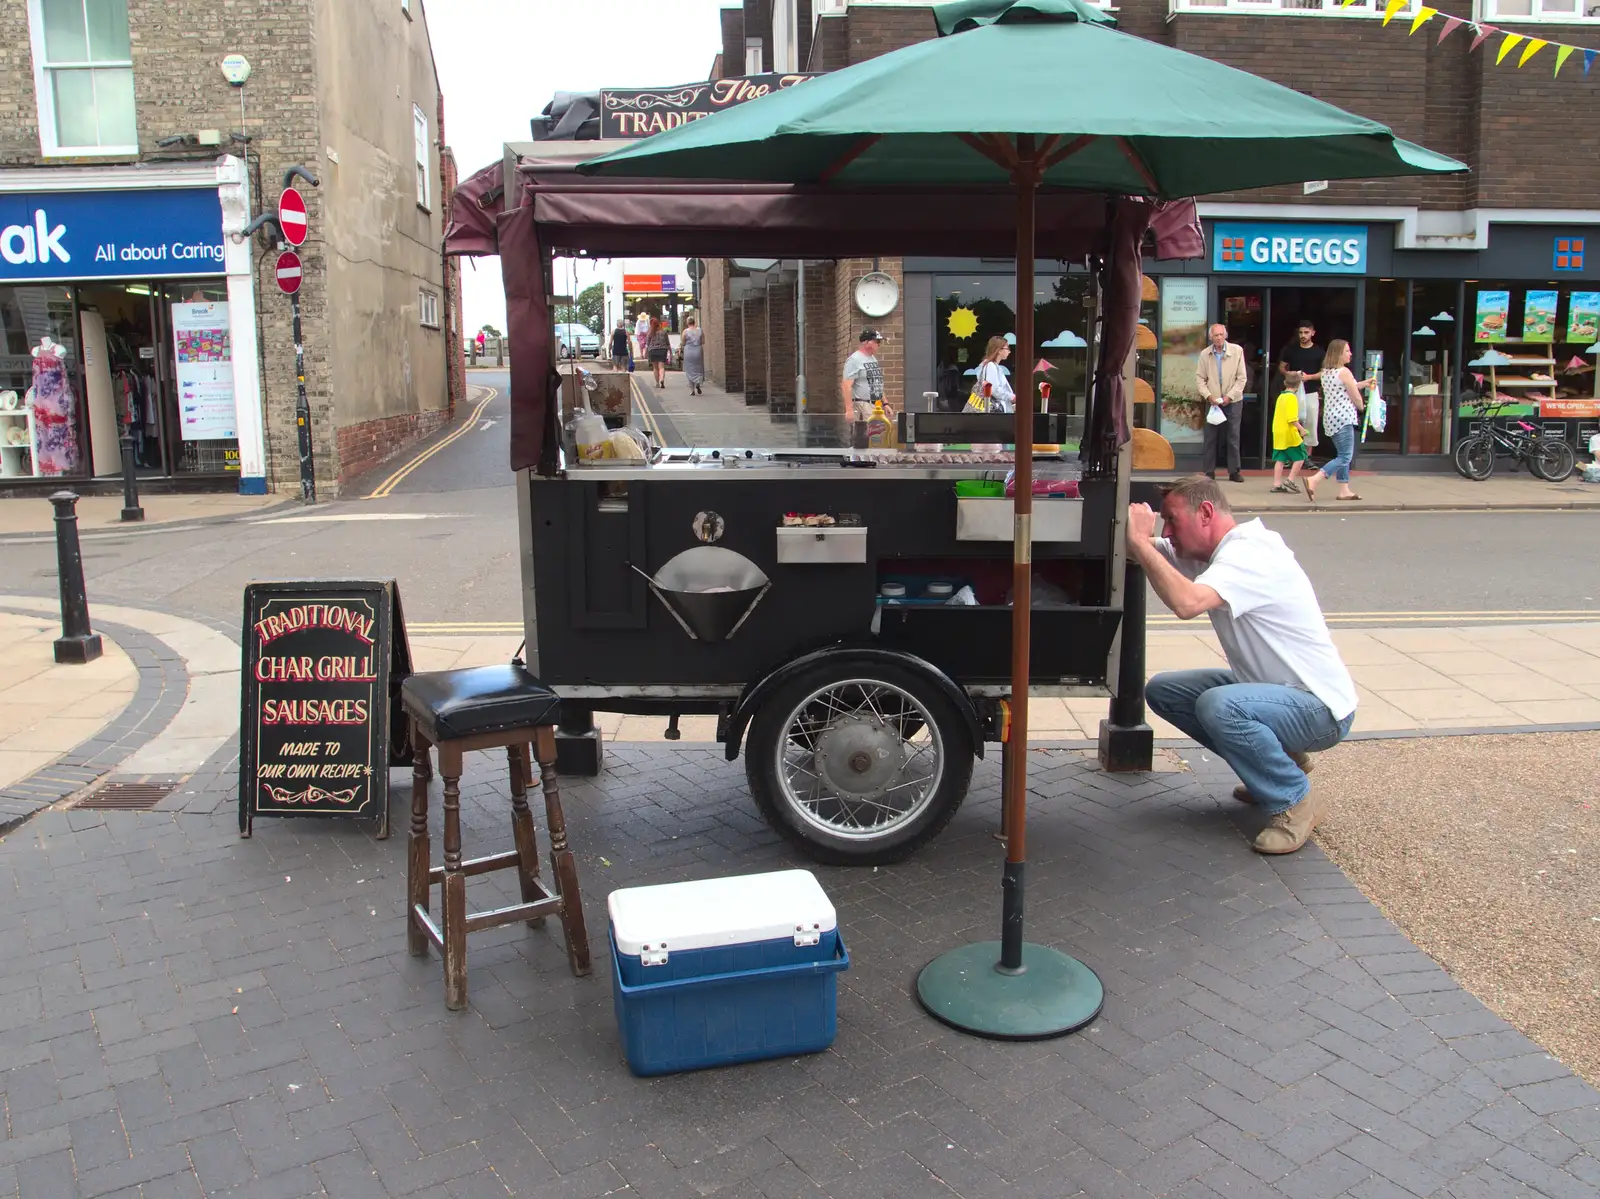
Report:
0,0,462,496
689,0,1600,464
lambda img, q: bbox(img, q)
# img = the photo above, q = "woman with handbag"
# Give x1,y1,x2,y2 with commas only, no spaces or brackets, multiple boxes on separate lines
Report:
964,336,1016,412
1305,339,1374,503
646,316,671,389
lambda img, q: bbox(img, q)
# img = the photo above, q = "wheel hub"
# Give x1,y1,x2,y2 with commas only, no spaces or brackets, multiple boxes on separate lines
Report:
813,717,905,801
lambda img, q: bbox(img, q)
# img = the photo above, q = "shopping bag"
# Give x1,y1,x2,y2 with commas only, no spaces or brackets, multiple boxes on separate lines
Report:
1366,386,1387,434
1204,403,1228,426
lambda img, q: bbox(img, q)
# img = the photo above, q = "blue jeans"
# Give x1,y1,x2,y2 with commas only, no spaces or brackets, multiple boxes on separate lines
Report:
1319,423,1356,483
1146,670,1354,813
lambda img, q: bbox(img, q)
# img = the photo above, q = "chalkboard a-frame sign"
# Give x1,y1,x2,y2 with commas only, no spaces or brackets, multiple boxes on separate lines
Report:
239,580,412,840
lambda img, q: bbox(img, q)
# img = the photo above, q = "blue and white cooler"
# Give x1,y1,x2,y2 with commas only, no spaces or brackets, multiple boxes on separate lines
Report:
607,869,849,1076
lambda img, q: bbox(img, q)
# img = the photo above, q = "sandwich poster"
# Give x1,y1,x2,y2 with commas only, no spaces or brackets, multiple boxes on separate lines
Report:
1475,291,1510,342
1522,290,1557,343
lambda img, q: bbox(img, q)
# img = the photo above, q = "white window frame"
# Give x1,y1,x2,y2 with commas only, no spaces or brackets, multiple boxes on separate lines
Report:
401,0,412,16
412,103,430,211
1169,0,1415,16
744,37,764,75
1477,0,1600,22
419,288,440,329
26,0,139,157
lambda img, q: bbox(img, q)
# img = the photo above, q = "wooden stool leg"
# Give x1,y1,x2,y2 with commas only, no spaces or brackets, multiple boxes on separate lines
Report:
439,744,469,1010
507,742,546,929
407,724,432,957
536,726,591,977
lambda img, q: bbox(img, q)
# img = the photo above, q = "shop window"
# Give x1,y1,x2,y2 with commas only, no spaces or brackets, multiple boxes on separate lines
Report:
1170,0,1415,14
413,104,430,210
28,0,137,155
1481,0,1600,21
419,288,440,329
1360,280,1406,452
1462,281,1600,437
162,281,240,475
1155,277,1207,448
0,285,78,480
1406,281,1460,455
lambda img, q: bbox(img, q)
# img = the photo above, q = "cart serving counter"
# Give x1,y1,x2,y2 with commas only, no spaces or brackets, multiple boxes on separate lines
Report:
445,142,1197,865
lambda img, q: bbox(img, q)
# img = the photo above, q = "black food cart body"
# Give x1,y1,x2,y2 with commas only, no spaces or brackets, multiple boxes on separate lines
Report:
452,141,1196,863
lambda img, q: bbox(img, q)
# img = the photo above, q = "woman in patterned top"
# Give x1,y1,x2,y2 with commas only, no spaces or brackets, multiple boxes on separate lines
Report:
1305,339,1374,503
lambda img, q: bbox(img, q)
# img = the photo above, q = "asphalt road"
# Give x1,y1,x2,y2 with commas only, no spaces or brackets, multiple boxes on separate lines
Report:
4,366,1598,630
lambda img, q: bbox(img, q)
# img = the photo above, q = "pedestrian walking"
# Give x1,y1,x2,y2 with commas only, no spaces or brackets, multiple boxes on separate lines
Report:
646,316,671,389
610,322,631,372
841,329,886,418
681,317,705,395
635,310,651,360
964,335,1016,412
1305,339,1373,503
1195,323,1247,482
1269,387,1309,493
1127,476,1357,854
1277,319,1322,451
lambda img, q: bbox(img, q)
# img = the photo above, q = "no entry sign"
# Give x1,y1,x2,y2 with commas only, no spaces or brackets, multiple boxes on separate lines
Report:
277,186,308,246
275,250,303,294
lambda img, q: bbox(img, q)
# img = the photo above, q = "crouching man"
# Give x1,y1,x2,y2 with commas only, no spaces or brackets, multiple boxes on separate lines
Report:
1126,475,1357,853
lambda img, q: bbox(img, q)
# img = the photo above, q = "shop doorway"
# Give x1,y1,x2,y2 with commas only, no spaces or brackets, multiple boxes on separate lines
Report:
76,283,166,478
1215,284,1357,468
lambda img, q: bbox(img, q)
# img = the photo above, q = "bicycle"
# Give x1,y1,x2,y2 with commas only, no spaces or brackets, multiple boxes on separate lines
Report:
1452,405,1576,482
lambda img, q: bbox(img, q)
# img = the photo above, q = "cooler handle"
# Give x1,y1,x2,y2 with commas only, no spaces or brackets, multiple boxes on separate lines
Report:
609,930,849,998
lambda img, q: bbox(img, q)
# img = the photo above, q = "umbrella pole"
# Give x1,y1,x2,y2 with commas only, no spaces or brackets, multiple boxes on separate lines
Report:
914,139,1104,1040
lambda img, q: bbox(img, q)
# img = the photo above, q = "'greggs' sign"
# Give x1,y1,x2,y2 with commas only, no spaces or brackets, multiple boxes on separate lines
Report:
601,74,816,139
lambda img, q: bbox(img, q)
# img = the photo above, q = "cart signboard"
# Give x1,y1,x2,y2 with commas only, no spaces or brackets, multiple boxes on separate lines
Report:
239,580,412,838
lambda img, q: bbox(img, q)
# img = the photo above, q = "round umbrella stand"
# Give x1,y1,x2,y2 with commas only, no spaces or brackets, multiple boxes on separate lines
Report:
917,941,1103,1040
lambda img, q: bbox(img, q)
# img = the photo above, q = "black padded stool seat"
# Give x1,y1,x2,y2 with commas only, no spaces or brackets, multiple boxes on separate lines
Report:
400,664,590,1009
401,664,562,743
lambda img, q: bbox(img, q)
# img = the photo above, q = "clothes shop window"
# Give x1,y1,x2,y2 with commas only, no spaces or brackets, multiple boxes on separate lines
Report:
28,0,137,155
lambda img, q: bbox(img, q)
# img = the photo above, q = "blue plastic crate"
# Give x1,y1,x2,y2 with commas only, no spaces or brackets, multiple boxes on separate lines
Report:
609,928,849,1077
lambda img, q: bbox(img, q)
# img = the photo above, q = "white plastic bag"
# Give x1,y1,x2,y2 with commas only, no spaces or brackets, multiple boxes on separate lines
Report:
1366,384,1387,435
1204,403,1228,426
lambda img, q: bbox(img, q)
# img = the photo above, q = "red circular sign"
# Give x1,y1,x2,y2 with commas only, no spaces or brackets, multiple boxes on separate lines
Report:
277,187,308,246
275,250,303,294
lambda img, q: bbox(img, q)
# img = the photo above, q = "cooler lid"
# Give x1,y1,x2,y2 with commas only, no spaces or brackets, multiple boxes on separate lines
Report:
608,869,837,956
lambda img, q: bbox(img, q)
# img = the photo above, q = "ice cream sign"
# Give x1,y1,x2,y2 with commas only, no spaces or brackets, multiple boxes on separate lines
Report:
0,187,225,282
1213,223,1368,275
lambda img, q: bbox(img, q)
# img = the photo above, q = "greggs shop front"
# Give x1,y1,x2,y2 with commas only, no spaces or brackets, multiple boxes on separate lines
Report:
1133,216,1600,469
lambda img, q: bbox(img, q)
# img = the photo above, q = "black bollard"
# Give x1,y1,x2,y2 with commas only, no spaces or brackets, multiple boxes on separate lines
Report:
1098,561,1153,772
118,423,144,522
49,491,103,664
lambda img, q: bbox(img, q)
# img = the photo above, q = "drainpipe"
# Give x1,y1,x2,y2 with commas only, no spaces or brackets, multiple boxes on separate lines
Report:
795,259,808,432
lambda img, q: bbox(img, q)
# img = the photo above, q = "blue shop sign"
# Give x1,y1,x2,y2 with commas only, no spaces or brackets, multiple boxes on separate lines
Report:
0,188,225,283
1213,222,1368,275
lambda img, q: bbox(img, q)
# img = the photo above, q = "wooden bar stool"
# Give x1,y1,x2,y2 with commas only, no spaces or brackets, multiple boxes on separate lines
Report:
401,664,591,1010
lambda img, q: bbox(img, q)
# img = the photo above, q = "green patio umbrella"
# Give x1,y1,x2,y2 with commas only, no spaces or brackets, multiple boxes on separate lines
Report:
582,0,1466,1041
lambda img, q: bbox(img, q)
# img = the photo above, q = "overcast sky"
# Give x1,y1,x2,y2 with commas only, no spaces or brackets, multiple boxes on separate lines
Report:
427,0,733,334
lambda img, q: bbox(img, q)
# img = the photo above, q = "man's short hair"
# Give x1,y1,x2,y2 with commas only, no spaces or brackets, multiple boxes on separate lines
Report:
1160,474,1233,515
1297,318,1315,330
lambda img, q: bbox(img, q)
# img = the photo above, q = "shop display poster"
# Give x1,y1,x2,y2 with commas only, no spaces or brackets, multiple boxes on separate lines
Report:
1474,290,1510,342
171,301,235,441
1567,293,1600,344
1158,278,1208,444
1523,290,1558,343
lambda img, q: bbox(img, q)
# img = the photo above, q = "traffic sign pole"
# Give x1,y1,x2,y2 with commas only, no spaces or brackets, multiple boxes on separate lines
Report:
274,248,313,503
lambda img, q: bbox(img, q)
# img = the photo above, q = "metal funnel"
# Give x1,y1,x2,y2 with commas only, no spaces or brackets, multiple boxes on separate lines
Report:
640,546,771,643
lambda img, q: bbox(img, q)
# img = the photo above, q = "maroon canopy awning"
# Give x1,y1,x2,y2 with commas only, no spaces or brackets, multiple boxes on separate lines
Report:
446,150,1203,474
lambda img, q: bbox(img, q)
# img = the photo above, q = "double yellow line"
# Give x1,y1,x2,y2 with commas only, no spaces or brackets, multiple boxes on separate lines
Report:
366,387,499,500
629,374,667,446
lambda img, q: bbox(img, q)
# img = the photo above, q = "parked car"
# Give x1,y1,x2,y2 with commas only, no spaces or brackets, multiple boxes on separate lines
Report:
554,323,601,359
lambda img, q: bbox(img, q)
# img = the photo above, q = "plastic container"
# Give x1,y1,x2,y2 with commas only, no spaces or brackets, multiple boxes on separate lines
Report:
573,409,607,462
924,581,955,600
879,582,907,599
954,479,1005,498
608,870,848,1076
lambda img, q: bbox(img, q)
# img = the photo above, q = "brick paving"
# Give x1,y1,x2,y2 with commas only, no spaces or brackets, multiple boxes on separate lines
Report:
0,740,1594,1198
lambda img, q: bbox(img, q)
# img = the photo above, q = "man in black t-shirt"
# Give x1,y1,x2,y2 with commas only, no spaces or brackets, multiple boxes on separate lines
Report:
1277,320,1324,449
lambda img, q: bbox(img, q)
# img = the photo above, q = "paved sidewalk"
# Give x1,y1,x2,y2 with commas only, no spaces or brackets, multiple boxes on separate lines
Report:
407,621,1600,745
0,493,285,537
1220,470,1599,514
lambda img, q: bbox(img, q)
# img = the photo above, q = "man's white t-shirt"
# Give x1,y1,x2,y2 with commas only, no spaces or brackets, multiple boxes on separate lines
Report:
1156,519,1357,721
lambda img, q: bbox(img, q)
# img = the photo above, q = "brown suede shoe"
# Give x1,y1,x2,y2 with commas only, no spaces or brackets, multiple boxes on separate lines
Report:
1232,751,1315,804
1252,784,1326,855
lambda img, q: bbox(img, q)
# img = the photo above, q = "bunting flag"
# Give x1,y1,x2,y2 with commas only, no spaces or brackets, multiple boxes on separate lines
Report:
1470,24,1497,52
1496,33,1526,65
1519,39,1548,67
1437,15,1465,43
1409,6,1436,34
1382,0,1407,25
1587,49,1597,75
1556,44,1576,76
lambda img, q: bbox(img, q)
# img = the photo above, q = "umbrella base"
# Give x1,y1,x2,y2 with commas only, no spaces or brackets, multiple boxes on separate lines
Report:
916,941,1103,1041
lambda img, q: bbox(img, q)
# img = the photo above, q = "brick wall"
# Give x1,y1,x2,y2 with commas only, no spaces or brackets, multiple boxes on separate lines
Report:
701,259,728,388
842,5,938,65
725,285,745,393
767,279,797,414
1473,26,1595,208
802,260,837,415
809,13,848,71
335,407,451,484
833,258,906,408
742,293,768,405
719,8,745,77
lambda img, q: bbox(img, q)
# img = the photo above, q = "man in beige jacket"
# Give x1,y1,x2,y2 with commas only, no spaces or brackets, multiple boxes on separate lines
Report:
1195,323,1248,482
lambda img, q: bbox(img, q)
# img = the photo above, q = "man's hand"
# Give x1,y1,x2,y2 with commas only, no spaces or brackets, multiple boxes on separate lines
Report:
1127,502,1159,545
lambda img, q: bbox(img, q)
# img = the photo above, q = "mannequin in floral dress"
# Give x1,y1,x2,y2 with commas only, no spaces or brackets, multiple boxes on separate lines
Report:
29,338,81,475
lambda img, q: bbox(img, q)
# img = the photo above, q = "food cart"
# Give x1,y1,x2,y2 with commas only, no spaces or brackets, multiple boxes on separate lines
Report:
445,140,1200,866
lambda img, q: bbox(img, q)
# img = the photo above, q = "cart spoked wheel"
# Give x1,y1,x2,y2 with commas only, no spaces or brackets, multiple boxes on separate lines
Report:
746,662,973,865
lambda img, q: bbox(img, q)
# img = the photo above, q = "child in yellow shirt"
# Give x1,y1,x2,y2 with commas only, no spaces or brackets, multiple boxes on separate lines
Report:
1271,390,1309,493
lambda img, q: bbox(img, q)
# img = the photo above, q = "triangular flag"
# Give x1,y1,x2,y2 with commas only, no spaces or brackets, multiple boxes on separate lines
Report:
1519,38,1548,66
1437,15,1464,43
1470,24,1497,52
1382,0,1407,24
1555,44,1576,76
1586,49,1597,75
1496,33,1526,64
1410,7,1437,34
1340,0,1359,7
1035,358,1053,374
